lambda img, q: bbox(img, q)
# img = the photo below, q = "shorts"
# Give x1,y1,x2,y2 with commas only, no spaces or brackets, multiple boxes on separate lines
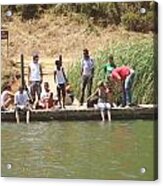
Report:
97,102,111,111
15,105,29,112
30,81,42,96
57,83,66,97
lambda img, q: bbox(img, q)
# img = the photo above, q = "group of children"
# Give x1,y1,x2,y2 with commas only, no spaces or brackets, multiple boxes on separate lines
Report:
1,55,74,123
1,50,135,123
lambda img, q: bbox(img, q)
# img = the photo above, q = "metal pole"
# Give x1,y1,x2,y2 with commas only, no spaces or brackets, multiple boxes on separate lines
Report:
20,54,25,88
7,32,9,58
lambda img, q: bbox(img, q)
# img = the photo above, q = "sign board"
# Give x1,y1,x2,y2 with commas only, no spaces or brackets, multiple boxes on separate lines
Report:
1,30,8,40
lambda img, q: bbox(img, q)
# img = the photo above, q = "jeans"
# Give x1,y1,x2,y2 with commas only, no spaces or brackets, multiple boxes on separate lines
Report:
80,75,93,105
122,71,135,106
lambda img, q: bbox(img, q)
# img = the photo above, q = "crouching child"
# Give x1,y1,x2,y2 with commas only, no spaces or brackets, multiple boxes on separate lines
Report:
14,86,30,124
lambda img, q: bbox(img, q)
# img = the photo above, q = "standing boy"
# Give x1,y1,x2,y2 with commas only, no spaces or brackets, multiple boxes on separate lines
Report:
80,49,95,105
54,60,67,109
28,54,43,105
103,54,116,80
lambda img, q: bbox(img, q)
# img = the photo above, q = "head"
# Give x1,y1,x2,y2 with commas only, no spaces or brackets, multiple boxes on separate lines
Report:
4,84,12,91
18,86,24,94
33,54,39,63
55,60,61,69
83,48,89,59
44,82,49,91
108,54,114,64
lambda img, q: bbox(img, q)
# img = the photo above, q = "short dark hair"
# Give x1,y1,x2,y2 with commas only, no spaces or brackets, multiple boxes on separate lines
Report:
55,60,61,66
33,54,39,60
109,54,113,60
44,82,49,86
83,48,89,54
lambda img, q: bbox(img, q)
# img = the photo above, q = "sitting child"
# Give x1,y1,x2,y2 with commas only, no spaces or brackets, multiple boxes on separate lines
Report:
1,84,14,111
65,83,74,105
88,81,112,122
14,86,30,124
39,82,54,109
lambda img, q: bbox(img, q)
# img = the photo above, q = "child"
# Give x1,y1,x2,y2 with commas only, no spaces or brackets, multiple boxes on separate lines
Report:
40,82,54,109
97,81,111,121
14,86,30,124
65,83,74,105
89,81,112,121
54,60,67,109
1,84,14,111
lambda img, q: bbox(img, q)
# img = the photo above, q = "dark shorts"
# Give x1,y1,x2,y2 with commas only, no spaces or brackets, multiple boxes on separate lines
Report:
57,83,66,96
30,81,42,96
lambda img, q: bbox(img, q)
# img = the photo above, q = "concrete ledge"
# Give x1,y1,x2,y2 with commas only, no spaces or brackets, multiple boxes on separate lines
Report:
1,105,158,122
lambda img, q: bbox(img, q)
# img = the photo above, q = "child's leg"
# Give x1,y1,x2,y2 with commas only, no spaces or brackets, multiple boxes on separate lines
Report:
100,110,105,122
15,109,20,124
26,110,30,124
57,86,62,107
106,103,111,121
62,85,66,108
107,110,111,122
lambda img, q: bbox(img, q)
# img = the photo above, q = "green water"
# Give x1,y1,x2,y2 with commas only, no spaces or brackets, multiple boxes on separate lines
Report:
1,120,156,180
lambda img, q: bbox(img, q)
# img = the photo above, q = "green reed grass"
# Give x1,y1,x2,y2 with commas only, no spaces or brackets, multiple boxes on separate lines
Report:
67,37,157,104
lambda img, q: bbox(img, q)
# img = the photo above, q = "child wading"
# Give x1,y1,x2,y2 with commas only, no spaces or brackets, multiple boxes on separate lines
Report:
54,60,67,109
88,81,112,122
14,86,30,124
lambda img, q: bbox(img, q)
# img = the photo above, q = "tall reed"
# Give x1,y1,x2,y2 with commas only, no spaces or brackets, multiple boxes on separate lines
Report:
67,37,156,104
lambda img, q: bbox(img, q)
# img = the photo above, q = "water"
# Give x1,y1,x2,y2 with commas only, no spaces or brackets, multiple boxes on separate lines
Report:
1,120,156,180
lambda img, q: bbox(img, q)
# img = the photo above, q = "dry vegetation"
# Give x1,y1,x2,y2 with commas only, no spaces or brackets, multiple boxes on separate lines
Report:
1,12,156,104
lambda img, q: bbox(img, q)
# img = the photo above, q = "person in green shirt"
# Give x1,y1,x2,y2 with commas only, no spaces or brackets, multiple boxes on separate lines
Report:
103,55,116,81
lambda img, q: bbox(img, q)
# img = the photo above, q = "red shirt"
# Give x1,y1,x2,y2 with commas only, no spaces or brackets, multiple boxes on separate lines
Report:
112,66,131,80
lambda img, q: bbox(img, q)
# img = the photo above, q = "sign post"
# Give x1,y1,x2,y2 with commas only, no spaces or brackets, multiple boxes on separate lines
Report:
20,54,25,88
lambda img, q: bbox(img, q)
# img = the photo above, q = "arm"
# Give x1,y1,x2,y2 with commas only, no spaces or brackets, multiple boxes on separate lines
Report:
62,68,68,83
112,71,121,81
39,64,43,83
81,60,83,76
54,70,56,83
8,91,14,97
91,58,95,77
28,66,31,85
86,88,98,101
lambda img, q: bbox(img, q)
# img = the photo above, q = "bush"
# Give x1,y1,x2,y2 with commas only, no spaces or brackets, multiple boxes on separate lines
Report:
121,11,156,33
21,5,40,20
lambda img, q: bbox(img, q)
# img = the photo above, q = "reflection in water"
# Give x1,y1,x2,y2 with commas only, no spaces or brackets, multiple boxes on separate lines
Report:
1,120,154,180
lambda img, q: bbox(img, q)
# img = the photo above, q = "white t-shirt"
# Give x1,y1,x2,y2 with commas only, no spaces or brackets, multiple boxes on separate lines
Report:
14,91,29,106
55,68,66,84
41,90,51,101
81,57,94,76
29,62,41,81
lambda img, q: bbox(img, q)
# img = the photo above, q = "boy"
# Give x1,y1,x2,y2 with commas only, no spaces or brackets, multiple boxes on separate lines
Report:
14,86,30,124
40,82,54,109
54,60,67,109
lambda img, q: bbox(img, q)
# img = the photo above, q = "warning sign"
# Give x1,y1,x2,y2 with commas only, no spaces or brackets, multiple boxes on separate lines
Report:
1,30,8,40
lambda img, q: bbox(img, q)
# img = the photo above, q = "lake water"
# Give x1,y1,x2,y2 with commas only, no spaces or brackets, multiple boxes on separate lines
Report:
1,120,156,180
